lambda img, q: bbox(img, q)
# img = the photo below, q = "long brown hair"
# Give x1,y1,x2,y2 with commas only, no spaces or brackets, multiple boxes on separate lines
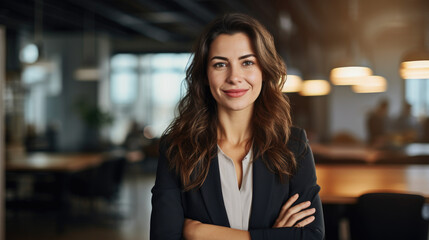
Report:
163,13,296,191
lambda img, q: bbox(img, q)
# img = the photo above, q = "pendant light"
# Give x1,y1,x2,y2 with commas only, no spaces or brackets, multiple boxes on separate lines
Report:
299,38,331,96
330,0,372,85
399,36,429,79
300,79,331,96
282,74,303,92
281,45,303,93
330,65,373,85
399,60,429,79
282,68,303,93
74,12,100,81
400,2,429,80
399,1,429,80
351,75,387,93
21,0,53,70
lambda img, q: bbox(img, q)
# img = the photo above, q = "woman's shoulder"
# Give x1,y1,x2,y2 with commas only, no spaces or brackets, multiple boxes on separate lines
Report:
287,126,309,158
288,126,308,144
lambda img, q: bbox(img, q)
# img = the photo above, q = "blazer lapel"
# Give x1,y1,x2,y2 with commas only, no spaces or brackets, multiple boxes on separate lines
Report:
200,156,230,227
249,157,275,228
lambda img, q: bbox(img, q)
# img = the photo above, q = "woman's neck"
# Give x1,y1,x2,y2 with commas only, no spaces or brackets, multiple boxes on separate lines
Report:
217,107,253,146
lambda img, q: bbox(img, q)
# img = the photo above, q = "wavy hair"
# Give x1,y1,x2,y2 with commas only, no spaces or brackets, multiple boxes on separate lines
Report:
162,13,296,191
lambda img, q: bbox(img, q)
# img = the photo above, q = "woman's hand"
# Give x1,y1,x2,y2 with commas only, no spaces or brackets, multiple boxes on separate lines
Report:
183,218,202,240
273,193,316,228
183,219,250,240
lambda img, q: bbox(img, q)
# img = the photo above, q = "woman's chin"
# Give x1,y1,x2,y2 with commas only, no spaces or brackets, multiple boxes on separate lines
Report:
218,103,254,113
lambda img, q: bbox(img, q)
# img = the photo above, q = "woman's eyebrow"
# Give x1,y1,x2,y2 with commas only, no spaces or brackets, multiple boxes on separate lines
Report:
210,54,255,61
210,56,228,61
239,54,256,60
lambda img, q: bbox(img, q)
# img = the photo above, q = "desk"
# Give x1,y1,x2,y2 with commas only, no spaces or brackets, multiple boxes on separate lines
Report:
6,153,104,172
316,164,429,204
311,143,429,164
6,152,104,232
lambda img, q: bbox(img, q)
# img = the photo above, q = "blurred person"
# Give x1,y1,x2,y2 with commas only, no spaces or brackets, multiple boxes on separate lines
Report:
24,124,40,152
392,102,422,143
124,120,144,150
45,121,59,152
150,13,324,240
366,99,390,147
123,120,147,162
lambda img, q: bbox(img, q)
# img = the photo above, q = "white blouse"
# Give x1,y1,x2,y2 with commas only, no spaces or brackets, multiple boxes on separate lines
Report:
217,146,253,230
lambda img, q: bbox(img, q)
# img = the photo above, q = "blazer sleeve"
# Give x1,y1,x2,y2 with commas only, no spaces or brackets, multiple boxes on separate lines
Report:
249,129,325,240
150,143,184,240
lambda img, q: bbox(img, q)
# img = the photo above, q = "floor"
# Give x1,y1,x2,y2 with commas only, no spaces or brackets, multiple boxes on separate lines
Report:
6,161,157,240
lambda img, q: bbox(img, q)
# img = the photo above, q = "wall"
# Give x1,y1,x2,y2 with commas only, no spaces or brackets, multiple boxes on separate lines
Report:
328,29,416,142
37,34,110,151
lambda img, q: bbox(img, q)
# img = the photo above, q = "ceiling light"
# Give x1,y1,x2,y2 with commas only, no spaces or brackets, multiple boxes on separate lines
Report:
75,13,100,81
399,33,429,79
22,0,53,69
330,66,373,85
399,60,429,79
330,0,373,86
74,67,100,81
282,74,303,92
352,75,387,93
19,43,39,64
300,80,331,96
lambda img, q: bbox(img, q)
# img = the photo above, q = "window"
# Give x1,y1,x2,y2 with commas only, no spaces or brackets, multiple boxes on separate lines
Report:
111,54,139,105
405,79,429,117
110,53,191,139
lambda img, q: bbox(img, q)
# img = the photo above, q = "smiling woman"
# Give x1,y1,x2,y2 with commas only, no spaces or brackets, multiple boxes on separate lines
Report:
207,33,263,113
151,13,324,240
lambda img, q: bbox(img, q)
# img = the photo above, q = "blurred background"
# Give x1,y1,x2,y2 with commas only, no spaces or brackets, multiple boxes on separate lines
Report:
1,0,429,239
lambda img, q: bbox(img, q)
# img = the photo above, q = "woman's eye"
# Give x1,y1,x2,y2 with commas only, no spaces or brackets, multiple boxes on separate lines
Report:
243,61,254,66
213,62,227,68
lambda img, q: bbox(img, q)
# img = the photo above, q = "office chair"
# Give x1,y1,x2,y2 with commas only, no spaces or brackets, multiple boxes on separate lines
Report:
70,155,127,212
349,192,429,240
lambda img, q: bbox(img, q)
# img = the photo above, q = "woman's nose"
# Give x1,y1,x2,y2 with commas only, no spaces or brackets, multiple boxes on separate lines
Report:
227,65,243,83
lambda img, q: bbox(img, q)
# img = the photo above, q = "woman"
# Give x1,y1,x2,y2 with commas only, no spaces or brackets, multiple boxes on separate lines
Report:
151,13,324,240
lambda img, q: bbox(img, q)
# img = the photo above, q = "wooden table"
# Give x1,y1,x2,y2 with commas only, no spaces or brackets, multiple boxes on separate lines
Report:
6,152,104,172
5,152,104,232
316,164,429,204
311,143,429,164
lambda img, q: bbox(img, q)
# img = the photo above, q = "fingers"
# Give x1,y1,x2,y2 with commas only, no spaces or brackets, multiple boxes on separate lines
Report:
276,200,309,226
277,193,299,219
294,215,316,228
285,207,316,227
273,194,299,227
279,201,314,227
273,194,316,228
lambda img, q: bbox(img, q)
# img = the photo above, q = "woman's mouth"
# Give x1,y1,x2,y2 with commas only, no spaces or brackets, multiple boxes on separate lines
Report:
223,89,248,98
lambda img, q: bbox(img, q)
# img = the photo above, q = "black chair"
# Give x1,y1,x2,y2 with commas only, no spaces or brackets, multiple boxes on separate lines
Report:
349,192,429,240
70,155,127,208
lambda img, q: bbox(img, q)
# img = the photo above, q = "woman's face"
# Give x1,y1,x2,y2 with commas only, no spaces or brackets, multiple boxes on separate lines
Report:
207,32,263,114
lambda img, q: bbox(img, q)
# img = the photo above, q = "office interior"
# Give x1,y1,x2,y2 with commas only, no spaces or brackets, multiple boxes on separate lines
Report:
1,0,429,239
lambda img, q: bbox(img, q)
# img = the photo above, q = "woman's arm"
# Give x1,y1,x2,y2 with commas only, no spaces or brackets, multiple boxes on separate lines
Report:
150,144,184,240
184,219,251,240
184,193,316,240
184,128,324,240
248,128,324,239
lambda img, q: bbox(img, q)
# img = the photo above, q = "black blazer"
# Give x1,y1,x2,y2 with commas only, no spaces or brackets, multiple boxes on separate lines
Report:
151,127,324,240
